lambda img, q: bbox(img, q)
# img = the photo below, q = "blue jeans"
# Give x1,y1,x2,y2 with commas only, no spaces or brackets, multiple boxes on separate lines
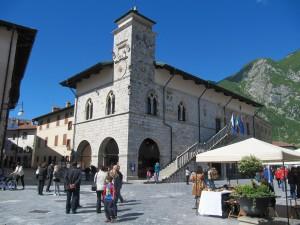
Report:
104,199,116,220
155,172,159,182
290,184,296,198
208,179,215,189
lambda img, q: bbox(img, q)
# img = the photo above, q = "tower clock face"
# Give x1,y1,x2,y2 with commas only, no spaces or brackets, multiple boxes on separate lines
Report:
116,59,127,77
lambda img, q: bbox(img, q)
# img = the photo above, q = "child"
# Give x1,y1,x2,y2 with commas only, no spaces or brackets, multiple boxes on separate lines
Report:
146,169,152,182
102,176,116,223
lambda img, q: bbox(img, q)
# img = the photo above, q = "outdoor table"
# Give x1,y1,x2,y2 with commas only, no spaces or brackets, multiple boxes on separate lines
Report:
198,190,232,217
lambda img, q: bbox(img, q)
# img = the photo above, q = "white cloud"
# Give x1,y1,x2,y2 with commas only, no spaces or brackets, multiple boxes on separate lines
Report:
256,0,268,4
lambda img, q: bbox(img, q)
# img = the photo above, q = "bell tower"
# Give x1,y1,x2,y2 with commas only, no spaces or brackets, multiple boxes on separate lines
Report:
112,8,156,81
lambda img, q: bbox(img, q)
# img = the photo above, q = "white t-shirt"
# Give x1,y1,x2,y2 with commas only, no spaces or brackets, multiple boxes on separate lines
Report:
14,165,24,176
185,169,191,176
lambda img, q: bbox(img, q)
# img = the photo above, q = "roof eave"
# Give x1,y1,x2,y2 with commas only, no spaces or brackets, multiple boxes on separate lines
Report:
154,61,263,108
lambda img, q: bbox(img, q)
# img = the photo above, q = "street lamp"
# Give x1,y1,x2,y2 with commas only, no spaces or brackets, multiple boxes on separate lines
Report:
17,102,24,116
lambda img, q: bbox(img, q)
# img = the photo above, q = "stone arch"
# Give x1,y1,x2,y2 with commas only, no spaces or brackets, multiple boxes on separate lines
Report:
98,137,119,168
77,140,92,169
138,138,160,178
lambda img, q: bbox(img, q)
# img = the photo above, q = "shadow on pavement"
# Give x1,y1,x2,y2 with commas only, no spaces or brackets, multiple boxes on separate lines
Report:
117,212,144,222
118,208,131,212
119,212,144,218
77,209,96,214
117,217,139,222
118,202,141,206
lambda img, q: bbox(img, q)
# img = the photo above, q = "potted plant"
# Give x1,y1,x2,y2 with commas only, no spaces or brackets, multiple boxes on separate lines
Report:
231,155,275,217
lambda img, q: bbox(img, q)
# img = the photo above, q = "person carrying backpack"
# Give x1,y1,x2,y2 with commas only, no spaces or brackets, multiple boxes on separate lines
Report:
208,167,218,190
102,176,117,223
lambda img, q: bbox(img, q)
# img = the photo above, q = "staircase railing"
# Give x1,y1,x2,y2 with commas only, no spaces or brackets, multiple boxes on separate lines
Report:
176,124,232,170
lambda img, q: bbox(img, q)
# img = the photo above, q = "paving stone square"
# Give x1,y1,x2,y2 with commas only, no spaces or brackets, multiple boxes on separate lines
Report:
0,180,299,225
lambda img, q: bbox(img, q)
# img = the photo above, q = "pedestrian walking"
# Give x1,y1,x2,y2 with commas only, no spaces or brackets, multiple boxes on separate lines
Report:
116,164,124,203
35,165,40,180
275,167,282,188
65,162,81,214
146,168,152,182
190,167,206,209
37,163,47,195
84,166,91,181
46,162,54,192
12,162,25,189
185,167,191,185
75,164,82,208
279,166,288,192
94,166,108,213
288,167,297,199
154,162,160,183
296,167,300,198
263,166,274,187
102,176,117,223
207,167,218,190
53,165,60,196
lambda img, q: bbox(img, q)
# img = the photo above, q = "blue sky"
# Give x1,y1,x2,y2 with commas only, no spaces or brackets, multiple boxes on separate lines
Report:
2,0,300,119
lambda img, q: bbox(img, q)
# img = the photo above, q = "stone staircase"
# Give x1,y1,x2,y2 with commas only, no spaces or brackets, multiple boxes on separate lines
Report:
160,124,233,182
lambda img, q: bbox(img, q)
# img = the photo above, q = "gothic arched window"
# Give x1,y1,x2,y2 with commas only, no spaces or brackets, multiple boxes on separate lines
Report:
85,98,93,120
147,93,158,116
178,102,186,121
106,91,115,115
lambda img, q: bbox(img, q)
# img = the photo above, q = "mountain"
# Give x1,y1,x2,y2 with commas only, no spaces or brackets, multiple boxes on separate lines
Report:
218,50,300,146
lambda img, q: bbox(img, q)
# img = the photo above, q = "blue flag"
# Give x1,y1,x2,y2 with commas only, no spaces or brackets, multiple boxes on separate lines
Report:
230,114,236,134
239,116,245,135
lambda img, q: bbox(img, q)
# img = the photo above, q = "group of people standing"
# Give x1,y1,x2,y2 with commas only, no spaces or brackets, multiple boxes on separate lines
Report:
35,161,125,223
36,162,62,196
93,164,124,223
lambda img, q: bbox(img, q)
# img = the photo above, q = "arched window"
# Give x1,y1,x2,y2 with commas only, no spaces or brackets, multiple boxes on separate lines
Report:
85,98,93,120
106,91,115,115
147,93,158,116
178,102,186,121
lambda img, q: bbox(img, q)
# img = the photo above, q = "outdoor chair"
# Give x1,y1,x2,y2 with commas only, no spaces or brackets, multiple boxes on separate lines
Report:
225,199,240,218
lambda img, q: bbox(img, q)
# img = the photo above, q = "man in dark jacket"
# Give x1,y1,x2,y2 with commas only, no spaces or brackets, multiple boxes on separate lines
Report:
65,162,81,214
38,163,48,195
46,162,54,192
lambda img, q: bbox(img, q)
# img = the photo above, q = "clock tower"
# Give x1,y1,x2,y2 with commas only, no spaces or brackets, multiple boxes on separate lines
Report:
112,8,156,81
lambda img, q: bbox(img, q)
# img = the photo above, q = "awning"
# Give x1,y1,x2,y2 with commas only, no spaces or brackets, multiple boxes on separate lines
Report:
196,138,300,163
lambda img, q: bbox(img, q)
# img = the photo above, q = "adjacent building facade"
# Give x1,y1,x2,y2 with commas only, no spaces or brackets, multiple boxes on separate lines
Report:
60,9,271,180
5,119,36,168
0,20,36,169
31,103,74,167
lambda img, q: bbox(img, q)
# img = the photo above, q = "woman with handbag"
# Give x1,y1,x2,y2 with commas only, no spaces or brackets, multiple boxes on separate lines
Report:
190,166,206,209
94,166,108,213
53,165,60,196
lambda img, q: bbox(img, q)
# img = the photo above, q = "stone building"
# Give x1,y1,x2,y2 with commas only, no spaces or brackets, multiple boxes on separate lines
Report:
60,9,271,180
0,20,36,169
31,103,74,167
5,119,36,168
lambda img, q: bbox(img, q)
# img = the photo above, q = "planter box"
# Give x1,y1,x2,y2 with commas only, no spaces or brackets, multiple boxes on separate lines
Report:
239,197,274,217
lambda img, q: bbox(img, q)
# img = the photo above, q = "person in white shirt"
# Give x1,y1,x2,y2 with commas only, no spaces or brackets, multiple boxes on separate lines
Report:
12,162,25,189
185,167,191,185
94,166,108,213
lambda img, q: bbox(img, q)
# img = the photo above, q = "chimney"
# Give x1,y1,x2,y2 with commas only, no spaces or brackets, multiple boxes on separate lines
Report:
52,107,61,112
66,101,71,107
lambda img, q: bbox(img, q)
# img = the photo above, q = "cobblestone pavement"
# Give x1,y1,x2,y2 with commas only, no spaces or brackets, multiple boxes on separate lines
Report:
0,180,299,225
